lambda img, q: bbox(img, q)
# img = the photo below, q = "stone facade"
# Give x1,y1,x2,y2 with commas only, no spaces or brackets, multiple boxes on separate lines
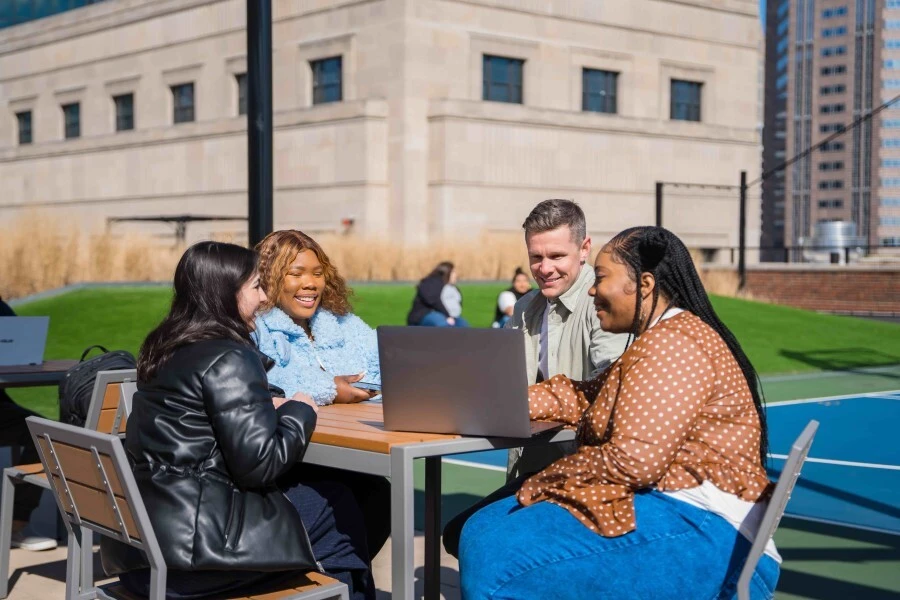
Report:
1,0,762,252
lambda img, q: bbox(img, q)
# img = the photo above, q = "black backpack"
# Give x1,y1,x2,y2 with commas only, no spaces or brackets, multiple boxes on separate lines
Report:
59,345,137,428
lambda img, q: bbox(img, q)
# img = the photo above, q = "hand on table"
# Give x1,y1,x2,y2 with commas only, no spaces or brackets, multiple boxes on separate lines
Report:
334,373,378,404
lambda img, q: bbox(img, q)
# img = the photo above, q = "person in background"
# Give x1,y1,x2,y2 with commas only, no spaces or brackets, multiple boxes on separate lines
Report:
102,241,379,599
253,230,380,406
492,267,532,329
0,296,57,552
458,227,778,600
407,261,470,327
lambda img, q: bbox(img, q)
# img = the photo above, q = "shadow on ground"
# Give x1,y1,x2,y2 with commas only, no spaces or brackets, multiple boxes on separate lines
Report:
777,518,900,600
779,349,900,376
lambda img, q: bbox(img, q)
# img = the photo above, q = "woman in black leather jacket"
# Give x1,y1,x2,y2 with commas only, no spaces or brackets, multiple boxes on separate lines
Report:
101,241,377,600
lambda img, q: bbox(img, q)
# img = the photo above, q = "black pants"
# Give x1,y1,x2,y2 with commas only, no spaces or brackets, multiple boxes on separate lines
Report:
120,466,391,600
442,475,529,559
0,391,43,523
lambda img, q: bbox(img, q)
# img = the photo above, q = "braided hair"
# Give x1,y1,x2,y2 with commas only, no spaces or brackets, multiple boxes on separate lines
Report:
606,226,769,465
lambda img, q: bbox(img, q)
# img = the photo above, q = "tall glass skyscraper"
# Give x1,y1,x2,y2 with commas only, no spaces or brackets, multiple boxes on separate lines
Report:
761,0,899,257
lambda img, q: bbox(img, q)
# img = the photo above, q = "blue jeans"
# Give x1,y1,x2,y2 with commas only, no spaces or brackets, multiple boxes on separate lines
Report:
459,492,779,600
419,310,470,327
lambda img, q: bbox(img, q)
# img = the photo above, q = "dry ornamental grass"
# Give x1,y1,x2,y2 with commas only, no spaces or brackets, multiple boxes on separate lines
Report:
0,212,747,300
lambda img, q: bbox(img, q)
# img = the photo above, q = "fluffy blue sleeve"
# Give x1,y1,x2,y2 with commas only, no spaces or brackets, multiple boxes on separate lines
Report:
345,314,381,384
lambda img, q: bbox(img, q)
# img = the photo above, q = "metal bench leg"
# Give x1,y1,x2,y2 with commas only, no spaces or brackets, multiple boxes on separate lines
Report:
66,526,83,600
424,457,441,600
79,527,93,594
0,472,14,599
390,448,414,600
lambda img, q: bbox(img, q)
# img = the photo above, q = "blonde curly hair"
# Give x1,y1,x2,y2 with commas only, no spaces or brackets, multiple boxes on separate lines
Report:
255,230,352,316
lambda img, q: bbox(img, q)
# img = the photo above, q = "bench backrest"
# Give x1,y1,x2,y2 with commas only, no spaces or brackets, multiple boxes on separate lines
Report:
737,420,818,600
85,370,137,435
25,417,166,597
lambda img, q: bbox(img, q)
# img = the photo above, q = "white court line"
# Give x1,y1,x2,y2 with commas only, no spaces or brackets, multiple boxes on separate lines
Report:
782,514,900,537
768,454,900,471
442,457,506,472
767,390,900,407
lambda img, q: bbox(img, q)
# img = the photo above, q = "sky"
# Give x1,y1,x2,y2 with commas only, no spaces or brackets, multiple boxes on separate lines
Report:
760,0,766,24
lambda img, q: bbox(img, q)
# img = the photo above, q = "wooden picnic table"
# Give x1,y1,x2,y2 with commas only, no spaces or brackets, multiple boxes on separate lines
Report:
305,403,576,600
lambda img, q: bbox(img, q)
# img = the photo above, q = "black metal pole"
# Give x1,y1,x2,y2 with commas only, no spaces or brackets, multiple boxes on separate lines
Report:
738,170,747,289
655,182,663,227
247,0,273,247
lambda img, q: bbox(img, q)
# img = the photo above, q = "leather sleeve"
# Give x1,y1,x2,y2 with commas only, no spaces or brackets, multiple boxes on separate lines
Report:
201,347,317,489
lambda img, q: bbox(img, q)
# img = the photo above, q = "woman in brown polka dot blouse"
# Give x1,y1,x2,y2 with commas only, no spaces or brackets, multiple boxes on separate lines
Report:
458,227,779,600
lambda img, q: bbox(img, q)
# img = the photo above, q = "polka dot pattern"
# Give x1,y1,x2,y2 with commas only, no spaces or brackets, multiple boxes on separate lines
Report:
517,311,771,538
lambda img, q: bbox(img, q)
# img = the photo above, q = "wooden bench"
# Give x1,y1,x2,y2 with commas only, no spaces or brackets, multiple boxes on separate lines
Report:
26,417,349,600
0,369,137,599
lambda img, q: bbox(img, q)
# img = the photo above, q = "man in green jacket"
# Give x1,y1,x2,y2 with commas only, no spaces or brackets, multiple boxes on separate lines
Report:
506,199,627,479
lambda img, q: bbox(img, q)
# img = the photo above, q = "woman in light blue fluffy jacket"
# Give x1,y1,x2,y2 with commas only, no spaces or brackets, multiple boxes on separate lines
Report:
253,230,380,405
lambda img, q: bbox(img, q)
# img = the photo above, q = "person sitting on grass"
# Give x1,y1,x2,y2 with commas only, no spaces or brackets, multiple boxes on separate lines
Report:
456,227,780,600
407,261,470,327
253,229,381,406
492,267,532,329
101,241,379,600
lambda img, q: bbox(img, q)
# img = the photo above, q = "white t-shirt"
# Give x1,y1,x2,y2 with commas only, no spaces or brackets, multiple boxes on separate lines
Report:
497,290,517,313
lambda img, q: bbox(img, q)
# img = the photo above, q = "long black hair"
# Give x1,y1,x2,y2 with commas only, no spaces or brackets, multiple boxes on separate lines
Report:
606,226,769,465
138,241,259,381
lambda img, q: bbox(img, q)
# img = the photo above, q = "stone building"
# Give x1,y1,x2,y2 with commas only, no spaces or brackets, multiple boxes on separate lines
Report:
1,0,761,254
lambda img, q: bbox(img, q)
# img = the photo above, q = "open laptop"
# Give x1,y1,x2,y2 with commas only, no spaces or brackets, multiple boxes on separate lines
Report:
377,326,562,438
0,316,50,366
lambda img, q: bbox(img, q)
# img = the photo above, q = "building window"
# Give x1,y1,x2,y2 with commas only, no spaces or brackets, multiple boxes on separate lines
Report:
882,198,900,206
818,161,844,171
114,93,134,131
820,123,845,133
889,0,900,8
887,20,900,29
670,79,702,122
821,45,847,57
885,79,900,89
883,139,900,148
888,40,900,49
821,65,848,76
236,73,247,115
881,216,900,226
15,110,31,145
310,56,342,105
582,68,617,114
62,102,80,139
883,158,900,168
822,6,848,18
822,141,845,151
819,103,846,114
818,180,844,189
820,84,846,95
882,177,900,187
883,237,900,246
171,83,195,123
818,199,844,208
884,119,900,128
822,26,847,37
483,55,524,104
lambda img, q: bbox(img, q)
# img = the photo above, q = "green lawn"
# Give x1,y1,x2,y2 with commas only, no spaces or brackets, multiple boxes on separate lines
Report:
9,283,900,418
